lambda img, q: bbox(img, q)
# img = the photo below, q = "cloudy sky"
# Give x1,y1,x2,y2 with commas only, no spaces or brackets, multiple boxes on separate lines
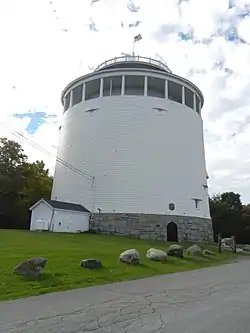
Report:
1,0,250,203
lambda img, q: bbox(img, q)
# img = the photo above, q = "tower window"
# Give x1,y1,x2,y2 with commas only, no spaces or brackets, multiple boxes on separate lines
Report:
64,92,70,112
168,81,182,104
196,95,201,114
148,77,165,98
85,79,100,100
103,76,122,96
192,198,202,209
72,84,83,106
125,75,144,95
169,203,175,211
185,87,194,109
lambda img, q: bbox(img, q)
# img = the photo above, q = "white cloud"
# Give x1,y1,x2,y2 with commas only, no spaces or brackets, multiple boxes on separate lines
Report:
238,15,250,42
1,0,250,203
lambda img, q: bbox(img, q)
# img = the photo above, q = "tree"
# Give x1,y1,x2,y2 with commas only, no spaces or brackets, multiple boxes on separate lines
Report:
0,138,53,229
210,192,244,243
220,192,242,211
240,204,250,243
0,138,27,197
0,138,28,228
21,160,53,206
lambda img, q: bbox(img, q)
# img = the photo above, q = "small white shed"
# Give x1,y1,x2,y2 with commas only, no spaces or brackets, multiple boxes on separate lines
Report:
29,199,91,233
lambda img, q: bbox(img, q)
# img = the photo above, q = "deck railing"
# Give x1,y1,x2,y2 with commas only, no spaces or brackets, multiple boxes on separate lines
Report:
94,55,172,73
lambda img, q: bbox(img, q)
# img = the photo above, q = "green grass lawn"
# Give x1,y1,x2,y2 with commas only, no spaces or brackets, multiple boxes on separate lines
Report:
0,229,239,301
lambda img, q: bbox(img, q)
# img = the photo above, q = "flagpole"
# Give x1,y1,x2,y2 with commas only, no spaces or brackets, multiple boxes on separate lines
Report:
132,34,141,57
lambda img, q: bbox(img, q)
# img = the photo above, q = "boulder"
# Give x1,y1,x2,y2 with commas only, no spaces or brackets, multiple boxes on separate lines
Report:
13,257,47,278
236,248,244,254
146,248,167,262
119,249,140,265
81,259,102,270
242,245,250,252
203,249,215,256
167,244,184,258
187,244,203,256
28,257,47,268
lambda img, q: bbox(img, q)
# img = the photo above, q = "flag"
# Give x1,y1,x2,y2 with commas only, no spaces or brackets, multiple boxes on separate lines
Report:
134,34,142,42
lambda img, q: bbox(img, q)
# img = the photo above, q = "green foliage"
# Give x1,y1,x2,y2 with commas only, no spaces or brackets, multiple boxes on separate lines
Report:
209,192,248,243
0,138,27,197
220,192,242,210
22,160,53,206
0,230,237,301
0,138,52,229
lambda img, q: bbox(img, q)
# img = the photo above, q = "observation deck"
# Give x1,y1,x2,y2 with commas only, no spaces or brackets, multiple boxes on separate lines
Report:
94,55,172,74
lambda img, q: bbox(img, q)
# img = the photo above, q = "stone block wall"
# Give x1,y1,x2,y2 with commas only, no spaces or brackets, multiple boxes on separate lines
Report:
90,213,214,243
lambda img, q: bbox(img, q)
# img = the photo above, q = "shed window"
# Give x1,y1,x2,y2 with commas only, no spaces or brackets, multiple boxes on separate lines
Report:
148,77,165,98
72,84,83,106
103,76,122,96
185,87,194,109
85,79,100,100
196,95,200,114
168,81,182,103
125,75,144,95
64,92,70,112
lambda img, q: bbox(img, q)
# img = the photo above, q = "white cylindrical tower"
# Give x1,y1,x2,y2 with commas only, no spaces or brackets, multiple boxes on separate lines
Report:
52,55,213,242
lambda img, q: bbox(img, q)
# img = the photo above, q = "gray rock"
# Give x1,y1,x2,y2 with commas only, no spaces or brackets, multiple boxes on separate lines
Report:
203,249,215,256
119,249,140,265
80,259,103,270
167,244,184,258
13,257,47,278
242,245,250,252
187,244,203,256
28,257,47,268
146,248,167,262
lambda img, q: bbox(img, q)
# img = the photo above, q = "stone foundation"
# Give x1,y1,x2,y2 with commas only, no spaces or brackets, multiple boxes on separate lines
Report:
90,213,214,243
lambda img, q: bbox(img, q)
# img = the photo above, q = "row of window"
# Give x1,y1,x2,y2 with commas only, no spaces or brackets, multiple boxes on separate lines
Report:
64,75,201,113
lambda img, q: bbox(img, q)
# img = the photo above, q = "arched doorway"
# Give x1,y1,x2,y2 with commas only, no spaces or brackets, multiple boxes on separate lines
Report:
167,222,178,242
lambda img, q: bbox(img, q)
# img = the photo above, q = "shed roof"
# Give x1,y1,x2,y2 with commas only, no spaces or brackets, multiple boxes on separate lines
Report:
30,199,90,213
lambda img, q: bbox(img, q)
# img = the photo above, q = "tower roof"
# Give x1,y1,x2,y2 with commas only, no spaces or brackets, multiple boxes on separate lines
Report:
94,55,172,74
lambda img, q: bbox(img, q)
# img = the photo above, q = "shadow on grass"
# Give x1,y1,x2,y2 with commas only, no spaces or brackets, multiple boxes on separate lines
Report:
184,255,214,262
139,261,168,268
18,272,62,286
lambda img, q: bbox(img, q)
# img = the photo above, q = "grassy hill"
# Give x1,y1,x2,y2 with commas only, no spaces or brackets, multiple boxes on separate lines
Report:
0,230,238,301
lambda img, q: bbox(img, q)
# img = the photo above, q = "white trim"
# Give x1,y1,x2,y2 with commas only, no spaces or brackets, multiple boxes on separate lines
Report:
62,68,204,107
53,208,90,215
82,83,86,101
182,86,185,105
165,79,168,99
100,77,103,97
121,75,125,95
29,199,91,214
144,76,148,96
69,90,73,107
29,198,52,211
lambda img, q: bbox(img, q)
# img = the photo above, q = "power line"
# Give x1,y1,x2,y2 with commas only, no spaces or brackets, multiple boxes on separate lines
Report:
0,121,94,182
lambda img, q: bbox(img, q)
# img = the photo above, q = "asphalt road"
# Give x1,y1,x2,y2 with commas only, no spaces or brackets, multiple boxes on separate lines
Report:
1,258,250,333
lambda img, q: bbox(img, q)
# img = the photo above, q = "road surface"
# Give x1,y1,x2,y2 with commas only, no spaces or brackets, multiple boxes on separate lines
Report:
1,259,250,332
